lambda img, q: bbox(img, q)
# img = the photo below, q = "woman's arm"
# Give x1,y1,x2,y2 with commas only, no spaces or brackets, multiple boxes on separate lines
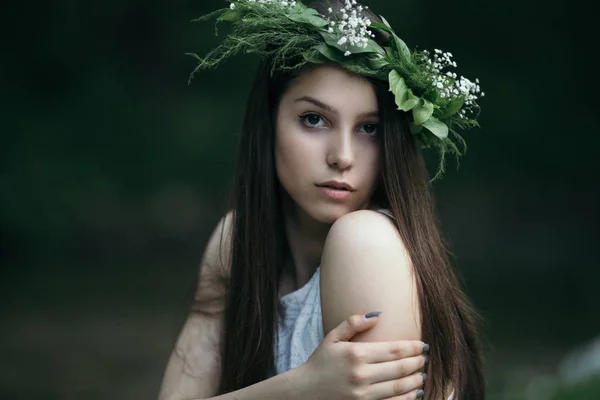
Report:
160,209,426,400
158,213,232,400
320,210,421,342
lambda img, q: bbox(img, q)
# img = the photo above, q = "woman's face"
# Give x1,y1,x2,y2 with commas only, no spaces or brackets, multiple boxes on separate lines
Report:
275,64,381,225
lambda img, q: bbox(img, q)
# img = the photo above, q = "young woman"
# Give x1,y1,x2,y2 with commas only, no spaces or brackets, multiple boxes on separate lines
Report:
159,1,485,399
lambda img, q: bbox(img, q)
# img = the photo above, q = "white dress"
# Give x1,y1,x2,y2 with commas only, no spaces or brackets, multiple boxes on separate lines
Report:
272,266,324,375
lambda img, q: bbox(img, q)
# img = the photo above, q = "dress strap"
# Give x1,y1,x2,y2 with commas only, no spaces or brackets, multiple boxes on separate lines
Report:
375,208,394,219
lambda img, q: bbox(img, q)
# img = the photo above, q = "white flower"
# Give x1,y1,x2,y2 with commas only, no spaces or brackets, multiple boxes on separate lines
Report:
324,0,373,51
328,27,334,33
421,47,483,112
344,50,351,56
230,2,235,9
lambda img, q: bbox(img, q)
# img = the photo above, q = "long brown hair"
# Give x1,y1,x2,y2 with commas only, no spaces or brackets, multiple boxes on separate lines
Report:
217,1,485,398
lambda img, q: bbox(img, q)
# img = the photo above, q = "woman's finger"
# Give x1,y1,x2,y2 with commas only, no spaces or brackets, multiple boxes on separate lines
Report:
326,313,381,343
368,372,427,399
367,355,427,383
382,389,426,400
349,340,427,364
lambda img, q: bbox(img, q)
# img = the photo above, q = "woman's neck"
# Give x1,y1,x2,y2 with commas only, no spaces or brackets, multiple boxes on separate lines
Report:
281,201,330,289
279,191,383,290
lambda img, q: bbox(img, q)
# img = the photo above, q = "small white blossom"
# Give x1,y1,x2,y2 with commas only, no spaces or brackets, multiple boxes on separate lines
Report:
421,48,483,114
344,50,351,56
325,0,372,50
235,0,296,7
230,2,235,9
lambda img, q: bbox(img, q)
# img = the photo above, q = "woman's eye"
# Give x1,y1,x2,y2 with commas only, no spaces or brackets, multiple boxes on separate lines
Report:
300,113,326,128
361,124,378,136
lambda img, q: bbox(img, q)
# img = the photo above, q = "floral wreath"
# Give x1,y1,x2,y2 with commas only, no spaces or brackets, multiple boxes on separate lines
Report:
187,0,485,180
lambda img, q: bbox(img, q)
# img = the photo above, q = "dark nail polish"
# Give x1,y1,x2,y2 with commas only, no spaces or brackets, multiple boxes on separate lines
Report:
421,372,428,383
365,311,382,318
423,354,429,365
422,343,430,354
416,389,425,398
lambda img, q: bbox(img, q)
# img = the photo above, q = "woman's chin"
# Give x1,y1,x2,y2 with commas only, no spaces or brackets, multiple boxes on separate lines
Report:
309,204,357,225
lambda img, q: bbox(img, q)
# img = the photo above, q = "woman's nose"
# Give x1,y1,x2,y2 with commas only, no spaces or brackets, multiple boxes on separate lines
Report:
326,130,354,170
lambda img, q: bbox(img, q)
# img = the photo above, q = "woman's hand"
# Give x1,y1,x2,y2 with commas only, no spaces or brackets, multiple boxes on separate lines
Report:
295,312,428,400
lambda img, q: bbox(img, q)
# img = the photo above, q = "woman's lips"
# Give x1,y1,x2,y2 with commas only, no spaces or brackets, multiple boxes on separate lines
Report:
316,186,353,200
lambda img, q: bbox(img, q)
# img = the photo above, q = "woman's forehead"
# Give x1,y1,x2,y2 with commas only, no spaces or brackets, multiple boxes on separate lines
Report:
283,64,378,112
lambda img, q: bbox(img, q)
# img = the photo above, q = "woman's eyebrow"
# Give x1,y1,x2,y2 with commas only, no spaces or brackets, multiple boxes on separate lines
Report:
294,95,378,119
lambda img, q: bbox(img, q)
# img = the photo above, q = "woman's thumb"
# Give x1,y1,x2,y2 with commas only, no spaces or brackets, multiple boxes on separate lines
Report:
328,312,381,343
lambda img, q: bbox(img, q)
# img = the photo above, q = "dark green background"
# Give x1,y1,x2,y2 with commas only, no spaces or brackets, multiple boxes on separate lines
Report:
1,0,598,399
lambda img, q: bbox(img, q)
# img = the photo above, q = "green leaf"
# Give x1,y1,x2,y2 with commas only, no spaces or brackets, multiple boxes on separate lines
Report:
422,116,449,138
380,15,394,31
302,49,329,64
217,8,243,22
318,32,385,55
389,70,402,92
303,7,321,16
306,45,385,79
370,21,393,34
286,9,328,27
398,88,420,111
315,43,344,62
391,33,412,63
342,63,386,79
437,96,465,119
364,53,390,69
413,99,434,125
294,1,307,11
377,16,411,63
390,71,415,111
389,70,405,95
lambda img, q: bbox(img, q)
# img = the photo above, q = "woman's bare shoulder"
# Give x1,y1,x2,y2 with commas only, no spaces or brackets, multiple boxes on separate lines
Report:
193,210,234,314
320,209,420,340
326,209,405,251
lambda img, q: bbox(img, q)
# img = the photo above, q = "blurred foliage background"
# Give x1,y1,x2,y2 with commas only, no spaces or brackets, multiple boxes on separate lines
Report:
1,0,598,399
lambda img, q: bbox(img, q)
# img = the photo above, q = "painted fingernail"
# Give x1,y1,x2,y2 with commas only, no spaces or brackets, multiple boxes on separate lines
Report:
421,372,428,383
422,343,430,354
423,354,429,366
416,389,425,398
365,311,382,318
